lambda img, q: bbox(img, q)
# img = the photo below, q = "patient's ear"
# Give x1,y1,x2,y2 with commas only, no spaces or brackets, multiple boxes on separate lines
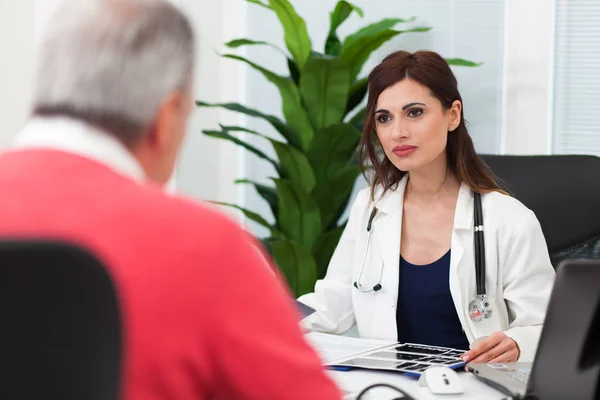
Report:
134,89,191,184
149,89,189,151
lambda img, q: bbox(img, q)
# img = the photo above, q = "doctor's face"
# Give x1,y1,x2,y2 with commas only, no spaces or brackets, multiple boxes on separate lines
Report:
374,78,461,173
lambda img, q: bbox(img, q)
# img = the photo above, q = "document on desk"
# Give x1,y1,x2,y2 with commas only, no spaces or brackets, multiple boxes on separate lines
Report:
304,332,395,365
305,333,467,376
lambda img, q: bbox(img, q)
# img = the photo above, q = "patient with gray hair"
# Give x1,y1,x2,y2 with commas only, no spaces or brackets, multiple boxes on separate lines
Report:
29,0,195,183
0,0,342,399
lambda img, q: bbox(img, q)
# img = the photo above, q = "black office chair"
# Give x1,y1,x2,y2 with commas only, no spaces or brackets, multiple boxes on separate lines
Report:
0,240,122,400
480,154,600,267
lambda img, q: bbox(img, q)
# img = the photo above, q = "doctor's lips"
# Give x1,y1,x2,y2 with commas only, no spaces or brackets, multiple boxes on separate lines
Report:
392,145,417,157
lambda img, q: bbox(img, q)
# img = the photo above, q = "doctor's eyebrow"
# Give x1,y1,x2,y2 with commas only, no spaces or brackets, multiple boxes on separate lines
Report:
402,102,426,110
375,102,427,114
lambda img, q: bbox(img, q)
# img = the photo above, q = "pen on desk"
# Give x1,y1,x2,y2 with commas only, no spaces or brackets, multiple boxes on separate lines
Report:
328,366,353,371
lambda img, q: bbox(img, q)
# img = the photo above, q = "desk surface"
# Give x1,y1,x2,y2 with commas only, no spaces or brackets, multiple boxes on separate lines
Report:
328,368,507,400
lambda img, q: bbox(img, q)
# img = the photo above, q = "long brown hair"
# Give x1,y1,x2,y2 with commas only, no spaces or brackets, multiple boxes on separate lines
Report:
358,50,505,198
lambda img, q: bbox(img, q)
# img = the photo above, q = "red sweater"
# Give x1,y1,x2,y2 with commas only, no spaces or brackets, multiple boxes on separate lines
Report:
0,149,341,400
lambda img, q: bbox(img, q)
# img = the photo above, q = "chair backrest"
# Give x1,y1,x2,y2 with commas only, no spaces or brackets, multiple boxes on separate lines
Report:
0,240,122,400
481,154,600,266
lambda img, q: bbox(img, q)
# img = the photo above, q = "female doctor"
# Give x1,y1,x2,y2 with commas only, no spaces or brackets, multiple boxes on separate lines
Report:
298,50,556,364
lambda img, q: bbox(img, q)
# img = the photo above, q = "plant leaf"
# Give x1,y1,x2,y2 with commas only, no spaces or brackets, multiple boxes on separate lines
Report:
203,130,280,173
247,0,270,9
268,0,312,70
225,38,289,59
307,123,361,180
341,21,431,80
330,0,364,31
225,38,269,48
270,140,317,193
270,239,318,296
288,58,300,85
274,179,321,248
328,185,355,230
314,226,346,278
216,126,308,188
445,58,483,67
299,55,350,130
196,101,296,146
344,17,415,42
345,77,368,116
211,201,281,238
311,165,361,229
235,179,279,222
219,124,271,140
324,37,342,57
325,1,364,56
260,237,275,256
222,54,313,150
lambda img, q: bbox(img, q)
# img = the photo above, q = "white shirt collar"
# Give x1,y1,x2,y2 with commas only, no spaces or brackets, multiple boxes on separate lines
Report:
12,116,146,181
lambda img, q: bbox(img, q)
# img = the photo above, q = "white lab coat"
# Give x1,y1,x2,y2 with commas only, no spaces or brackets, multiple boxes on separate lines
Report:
298,175,556,362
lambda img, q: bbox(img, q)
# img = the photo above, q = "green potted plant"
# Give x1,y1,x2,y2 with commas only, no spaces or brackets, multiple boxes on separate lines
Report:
198,0,478,296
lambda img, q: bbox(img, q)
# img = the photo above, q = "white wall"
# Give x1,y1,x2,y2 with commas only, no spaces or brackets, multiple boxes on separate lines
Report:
173,0,245,214
501,0,554,155
0,0,68,145
0,0,35,148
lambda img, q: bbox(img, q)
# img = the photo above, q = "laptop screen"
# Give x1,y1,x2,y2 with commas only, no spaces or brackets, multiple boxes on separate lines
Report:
527,259,600,400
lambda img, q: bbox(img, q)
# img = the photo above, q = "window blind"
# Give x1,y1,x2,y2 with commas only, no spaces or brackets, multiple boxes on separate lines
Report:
553,0,600,156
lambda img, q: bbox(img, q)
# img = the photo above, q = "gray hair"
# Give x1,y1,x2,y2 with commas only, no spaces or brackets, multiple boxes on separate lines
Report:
32,0,195,145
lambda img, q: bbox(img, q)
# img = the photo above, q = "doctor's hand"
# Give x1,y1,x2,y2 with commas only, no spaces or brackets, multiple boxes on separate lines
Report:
461,332,520,365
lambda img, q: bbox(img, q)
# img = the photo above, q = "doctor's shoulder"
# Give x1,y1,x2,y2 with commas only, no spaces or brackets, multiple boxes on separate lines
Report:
481,189,542,234
349,182,399,214
346,186,374,220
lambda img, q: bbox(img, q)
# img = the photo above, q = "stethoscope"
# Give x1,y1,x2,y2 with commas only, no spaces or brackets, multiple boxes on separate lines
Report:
352,192,493,323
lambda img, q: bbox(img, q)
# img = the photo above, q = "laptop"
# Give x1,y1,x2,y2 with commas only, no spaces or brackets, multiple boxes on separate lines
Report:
467,259,600,400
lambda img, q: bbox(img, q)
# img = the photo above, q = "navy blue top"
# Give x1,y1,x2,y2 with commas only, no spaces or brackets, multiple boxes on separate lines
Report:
396,250,470,350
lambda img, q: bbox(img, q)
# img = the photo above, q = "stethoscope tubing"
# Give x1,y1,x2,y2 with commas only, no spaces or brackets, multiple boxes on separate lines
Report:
353,192,492,321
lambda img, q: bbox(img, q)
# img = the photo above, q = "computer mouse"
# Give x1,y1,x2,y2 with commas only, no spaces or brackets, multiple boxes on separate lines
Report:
418,366,464,395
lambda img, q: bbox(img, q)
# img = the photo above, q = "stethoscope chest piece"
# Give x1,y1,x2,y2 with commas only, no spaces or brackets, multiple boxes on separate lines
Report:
469,294,493,322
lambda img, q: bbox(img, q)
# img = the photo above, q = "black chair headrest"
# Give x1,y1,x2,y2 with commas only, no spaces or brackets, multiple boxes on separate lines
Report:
480,155,600,254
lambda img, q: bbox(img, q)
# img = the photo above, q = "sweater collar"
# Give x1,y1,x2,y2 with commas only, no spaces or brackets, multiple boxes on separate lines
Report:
13,116,146,182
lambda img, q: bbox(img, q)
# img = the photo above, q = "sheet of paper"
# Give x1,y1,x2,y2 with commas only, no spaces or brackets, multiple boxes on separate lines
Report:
304,332,395,365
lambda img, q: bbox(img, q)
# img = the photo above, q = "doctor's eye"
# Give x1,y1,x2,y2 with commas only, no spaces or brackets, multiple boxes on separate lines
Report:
407,108,424,118
376,114,392,123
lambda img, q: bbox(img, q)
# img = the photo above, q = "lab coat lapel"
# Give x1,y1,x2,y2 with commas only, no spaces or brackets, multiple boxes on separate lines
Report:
449,183,475,341
370,176,408,340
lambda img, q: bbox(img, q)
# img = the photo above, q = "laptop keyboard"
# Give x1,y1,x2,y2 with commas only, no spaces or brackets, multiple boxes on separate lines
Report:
507,369,530,384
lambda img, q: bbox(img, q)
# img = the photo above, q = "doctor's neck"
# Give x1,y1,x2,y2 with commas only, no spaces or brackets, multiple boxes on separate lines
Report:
405,154,460,201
